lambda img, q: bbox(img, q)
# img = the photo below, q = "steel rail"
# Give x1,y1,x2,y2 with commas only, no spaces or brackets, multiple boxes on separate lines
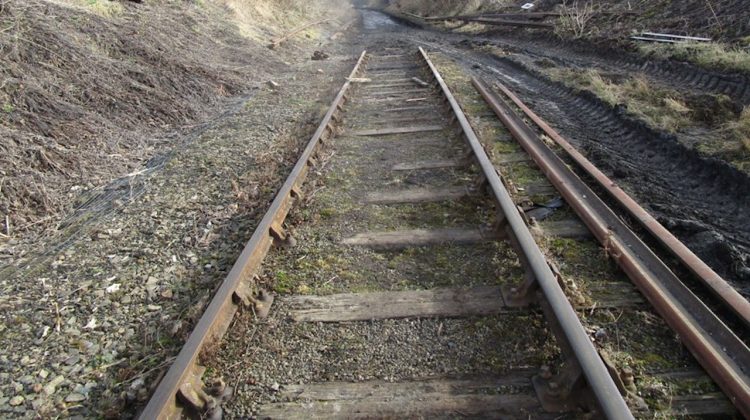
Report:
488,79,750,328
463,17,554,29
473,76,750,417
139,50,368,420
417,47,634,420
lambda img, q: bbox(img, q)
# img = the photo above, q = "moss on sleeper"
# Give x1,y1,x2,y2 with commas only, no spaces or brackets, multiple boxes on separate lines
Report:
430,51,720,416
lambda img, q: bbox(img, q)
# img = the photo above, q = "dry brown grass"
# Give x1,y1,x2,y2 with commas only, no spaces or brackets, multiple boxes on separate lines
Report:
220,0,345,40
546,68,692,132
387,0,513,16
0,0,283,238
639,42,750,75
736,107,750,152
555,0,596,39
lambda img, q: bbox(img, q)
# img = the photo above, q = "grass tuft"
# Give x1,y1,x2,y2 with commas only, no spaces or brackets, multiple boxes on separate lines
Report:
547,68,691,132
736,107,750,153
639,42,750,75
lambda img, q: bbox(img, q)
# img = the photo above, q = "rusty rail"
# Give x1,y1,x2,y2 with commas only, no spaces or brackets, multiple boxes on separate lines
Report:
424,12,559,21
489,79,750,328
418,47,633,420
462,17,554,29
139,50,368,420
473,76,750,417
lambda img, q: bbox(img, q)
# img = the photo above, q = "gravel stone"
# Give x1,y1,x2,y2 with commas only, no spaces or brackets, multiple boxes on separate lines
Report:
65,392,86,403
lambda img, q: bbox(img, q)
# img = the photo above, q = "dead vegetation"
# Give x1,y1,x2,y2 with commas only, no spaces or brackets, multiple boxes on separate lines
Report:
385,0,514,17
0,0,283,241
638,42,750,75
546,68,692,132
555,0,596,39
734,107,750,153
544,66,750,170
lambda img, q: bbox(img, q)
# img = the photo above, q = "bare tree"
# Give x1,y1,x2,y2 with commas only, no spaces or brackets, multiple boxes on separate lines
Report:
556,0,596,38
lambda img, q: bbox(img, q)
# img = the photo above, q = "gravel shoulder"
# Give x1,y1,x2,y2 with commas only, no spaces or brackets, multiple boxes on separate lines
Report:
0,9,360,418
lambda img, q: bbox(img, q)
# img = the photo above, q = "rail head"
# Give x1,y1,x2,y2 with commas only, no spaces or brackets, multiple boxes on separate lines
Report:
139,50,368,420
486,78,750,329
471,75,750,418
416,47,634,420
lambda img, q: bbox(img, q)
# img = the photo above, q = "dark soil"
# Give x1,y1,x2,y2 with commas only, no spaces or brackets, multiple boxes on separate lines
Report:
455,34,750,105
480,52,750,292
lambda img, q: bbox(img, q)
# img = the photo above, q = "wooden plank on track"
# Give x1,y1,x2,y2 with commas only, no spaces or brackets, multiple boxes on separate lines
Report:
363,78,414,86
356,96,435,105
535,219,591,239
370,104,438,114
287,285,506,322
341,227,503,249
256,375,542,419
516,181,556,196
364,186,469,204
372,54,413,60
367,65,422,72
362,88,430,97
364,83,418,90
353,125,444,136
392,158,465,171
666,393,736,416
349,116,442,127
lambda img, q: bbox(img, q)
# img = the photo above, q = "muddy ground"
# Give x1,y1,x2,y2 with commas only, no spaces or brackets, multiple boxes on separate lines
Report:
2,2,750,419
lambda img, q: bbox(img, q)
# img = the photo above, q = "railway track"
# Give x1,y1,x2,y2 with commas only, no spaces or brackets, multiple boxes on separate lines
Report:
140,46,749,419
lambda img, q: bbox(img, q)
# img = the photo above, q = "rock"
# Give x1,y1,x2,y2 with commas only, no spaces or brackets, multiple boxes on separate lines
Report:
32,384,42,394
267,80,279,89
9,395,24,406
64,393,85,403
44,375,65,395
147,305,161,311
270,382,279,392
38,370,49,379
64,354,80,366
311,50,329,60
31,397,45,410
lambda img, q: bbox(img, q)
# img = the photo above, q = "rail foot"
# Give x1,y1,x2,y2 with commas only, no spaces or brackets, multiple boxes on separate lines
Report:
532,362,594,413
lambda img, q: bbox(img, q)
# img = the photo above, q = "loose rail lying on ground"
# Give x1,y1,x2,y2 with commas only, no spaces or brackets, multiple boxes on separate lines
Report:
141,46,747,419
472,76,750,417
418,47,632,419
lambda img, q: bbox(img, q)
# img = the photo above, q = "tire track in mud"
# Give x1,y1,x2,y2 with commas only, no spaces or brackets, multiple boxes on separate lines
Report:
457,37,750,106
416,39,750,294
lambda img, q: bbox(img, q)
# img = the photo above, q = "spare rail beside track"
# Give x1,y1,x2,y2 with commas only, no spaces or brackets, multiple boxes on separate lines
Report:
140,45,747,419
418,47,632,419
472,76,750,417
